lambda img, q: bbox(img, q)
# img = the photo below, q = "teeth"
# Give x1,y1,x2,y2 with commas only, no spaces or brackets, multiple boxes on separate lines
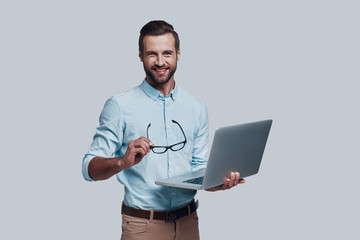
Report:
155,69,166,72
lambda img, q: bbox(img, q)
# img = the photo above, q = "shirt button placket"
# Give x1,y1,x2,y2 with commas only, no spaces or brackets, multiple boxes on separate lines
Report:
165,98,175,206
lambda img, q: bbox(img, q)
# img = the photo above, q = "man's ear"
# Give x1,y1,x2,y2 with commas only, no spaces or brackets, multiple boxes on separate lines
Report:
139,51,143,62
177,50,181,61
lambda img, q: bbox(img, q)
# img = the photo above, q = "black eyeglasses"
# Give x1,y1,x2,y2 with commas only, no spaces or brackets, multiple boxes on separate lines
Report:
146,120,187,154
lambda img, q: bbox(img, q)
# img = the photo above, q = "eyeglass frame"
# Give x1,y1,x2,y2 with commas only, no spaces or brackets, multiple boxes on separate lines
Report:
146,120,187,154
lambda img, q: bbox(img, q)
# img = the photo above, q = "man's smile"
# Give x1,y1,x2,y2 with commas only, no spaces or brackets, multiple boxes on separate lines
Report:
153,67,169,75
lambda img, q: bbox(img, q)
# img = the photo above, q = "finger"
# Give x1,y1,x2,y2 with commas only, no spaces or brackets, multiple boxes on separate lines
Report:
133,139,151,153
134,137,150,146
139,136,153,144
139,141,151,153
234,172,240,186
228,172,236,188
231,172,236,181
133,149,148,164
142,138,154,149
222,178,230,190
139,136,154,146
132,146,147,157
239,178,245,184
128,140,148,156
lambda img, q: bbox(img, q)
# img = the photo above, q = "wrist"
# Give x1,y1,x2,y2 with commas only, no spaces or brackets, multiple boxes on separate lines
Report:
115,157,126,171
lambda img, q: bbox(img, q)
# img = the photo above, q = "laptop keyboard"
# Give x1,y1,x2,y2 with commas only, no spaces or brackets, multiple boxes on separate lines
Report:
183,176,204,185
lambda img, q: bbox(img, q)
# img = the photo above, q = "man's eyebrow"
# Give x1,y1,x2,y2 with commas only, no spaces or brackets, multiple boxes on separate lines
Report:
145,50,175,55
145,51,156,55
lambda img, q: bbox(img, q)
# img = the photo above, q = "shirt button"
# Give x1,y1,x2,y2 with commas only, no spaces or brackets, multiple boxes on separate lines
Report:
172,192,175,195
170,169,174,173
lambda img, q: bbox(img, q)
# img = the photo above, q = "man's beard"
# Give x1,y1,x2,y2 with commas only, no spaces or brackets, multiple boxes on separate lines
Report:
144,64,177,85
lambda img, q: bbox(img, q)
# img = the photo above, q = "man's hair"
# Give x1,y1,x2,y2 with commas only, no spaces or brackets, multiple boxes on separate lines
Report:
139,20,180,54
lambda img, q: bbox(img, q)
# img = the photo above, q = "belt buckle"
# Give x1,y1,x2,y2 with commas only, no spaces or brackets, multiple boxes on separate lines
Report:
165,211,179,222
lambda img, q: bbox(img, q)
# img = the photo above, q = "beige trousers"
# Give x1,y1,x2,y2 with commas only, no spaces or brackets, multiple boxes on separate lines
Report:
121,211,200,240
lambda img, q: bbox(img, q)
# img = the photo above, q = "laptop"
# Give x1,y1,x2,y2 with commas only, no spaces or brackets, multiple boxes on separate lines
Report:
155,119,272,190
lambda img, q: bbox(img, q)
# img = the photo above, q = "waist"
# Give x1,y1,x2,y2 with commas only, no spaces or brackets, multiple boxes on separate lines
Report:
121,199,199,222
119,182,197,210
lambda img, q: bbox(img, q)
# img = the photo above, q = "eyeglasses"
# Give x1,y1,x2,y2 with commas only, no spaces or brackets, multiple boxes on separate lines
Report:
146,120,187,154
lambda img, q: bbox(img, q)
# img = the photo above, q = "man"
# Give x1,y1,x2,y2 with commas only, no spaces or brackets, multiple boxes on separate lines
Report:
82,20,245,240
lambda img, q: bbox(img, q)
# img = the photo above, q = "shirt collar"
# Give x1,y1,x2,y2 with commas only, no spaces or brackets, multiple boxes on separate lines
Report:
140,79,178,102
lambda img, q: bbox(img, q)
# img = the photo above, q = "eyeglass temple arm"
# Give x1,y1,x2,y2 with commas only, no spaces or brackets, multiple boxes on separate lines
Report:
146,123,151,139
171,120,187,143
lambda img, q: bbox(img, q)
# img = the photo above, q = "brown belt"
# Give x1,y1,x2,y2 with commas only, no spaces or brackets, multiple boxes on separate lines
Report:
121,199,199,222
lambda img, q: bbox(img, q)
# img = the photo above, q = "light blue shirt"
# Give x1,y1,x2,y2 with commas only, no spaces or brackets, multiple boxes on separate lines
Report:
82,80,208,210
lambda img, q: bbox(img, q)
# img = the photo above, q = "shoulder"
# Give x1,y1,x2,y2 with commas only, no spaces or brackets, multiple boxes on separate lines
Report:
111,85,144,103
111,86,143,100
100,85,144,115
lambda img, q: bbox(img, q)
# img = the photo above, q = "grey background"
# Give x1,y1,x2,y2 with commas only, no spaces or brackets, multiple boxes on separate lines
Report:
1,0,359,239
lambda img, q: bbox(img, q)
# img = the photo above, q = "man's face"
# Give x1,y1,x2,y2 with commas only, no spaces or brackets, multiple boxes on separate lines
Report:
140,33,180,86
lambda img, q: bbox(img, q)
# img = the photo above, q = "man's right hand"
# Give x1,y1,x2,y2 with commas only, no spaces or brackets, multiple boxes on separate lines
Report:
122,137,154,170
88,137,154,180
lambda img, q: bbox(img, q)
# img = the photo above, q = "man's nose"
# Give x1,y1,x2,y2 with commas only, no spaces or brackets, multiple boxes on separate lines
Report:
155,55,165,66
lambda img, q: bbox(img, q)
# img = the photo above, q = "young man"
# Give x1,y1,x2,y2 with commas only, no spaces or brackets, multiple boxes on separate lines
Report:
82,20,244,240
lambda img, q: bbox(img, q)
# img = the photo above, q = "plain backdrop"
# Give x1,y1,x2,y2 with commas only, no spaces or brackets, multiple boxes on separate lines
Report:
1,0,359,239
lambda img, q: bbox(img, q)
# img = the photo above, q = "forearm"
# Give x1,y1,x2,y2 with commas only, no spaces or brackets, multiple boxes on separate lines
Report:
87,137,152,181
88,156,124,181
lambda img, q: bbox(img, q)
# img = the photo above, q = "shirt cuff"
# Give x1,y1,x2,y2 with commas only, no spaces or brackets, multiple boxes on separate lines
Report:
82,154,96,182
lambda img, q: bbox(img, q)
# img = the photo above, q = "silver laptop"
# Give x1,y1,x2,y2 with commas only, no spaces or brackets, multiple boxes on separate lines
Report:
155,119,272,190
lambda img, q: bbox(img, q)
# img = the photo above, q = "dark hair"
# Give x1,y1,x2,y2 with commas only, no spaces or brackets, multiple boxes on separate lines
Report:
139,20,180,54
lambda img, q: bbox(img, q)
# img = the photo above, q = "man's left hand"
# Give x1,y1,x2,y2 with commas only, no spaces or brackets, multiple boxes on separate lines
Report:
205,171,245,192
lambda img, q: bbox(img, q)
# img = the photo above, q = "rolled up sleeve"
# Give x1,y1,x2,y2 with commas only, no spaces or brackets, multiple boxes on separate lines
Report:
82,97,123,181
